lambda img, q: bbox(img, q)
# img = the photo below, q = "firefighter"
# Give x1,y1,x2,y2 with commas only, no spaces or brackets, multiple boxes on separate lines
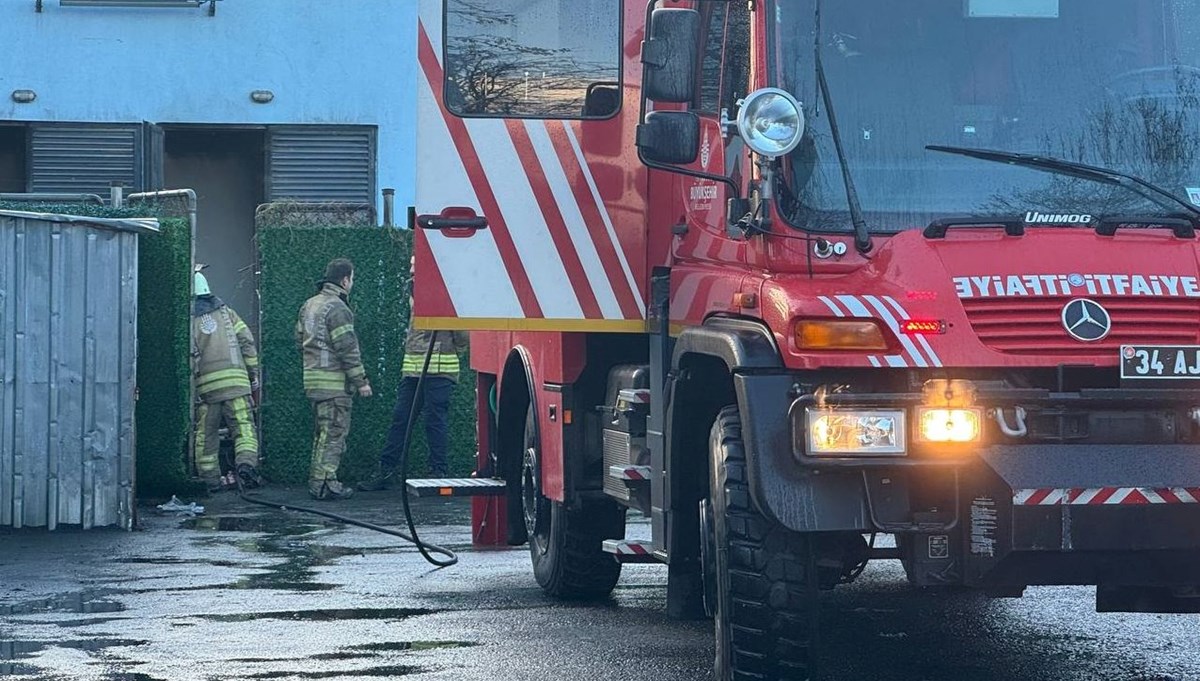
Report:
191,267,262,492
297,257,372,500
359,260,468,490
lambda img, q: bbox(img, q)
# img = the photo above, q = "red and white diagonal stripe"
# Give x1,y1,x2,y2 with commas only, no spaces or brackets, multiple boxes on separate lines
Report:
415,13,644,324
1014,487,1200,505
817,294,944,368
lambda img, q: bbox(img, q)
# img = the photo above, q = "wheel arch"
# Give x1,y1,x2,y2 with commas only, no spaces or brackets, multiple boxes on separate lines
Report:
662,317,782,560
497,346,538,544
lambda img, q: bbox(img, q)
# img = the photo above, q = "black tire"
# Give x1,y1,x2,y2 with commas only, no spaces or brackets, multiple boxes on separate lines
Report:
710,405,817,681
521,406,623,600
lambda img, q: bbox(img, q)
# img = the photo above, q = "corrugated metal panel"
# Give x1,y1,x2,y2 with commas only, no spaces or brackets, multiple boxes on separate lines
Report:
266,126,376,203
30,125,142,195
0,211,151,530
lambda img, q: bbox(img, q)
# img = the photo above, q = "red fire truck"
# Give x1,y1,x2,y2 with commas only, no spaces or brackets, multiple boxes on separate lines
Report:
411,0,1200,677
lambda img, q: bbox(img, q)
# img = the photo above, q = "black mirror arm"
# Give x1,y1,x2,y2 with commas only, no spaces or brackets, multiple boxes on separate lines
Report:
635,0,741,199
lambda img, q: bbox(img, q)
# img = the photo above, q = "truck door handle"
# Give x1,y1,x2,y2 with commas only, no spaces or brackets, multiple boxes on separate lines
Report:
415,207,488,233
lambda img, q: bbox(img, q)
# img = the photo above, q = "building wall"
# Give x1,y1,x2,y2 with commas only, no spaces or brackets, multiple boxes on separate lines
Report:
0,0,416,211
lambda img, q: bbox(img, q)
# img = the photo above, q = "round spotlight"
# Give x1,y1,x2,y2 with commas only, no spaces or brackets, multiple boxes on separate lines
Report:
735,88,805,158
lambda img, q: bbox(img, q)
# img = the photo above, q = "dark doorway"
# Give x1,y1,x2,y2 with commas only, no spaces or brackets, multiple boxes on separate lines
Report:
0,125,27,193
164,128,266,332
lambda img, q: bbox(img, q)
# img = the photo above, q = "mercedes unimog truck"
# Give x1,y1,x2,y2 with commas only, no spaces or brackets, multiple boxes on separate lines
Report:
408,1,1200,677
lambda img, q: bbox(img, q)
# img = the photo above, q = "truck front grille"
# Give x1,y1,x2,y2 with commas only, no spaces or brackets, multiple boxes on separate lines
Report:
962,296,1200,355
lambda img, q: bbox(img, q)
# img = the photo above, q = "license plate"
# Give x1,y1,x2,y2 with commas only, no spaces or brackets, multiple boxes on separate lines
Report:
1120,345,1200,382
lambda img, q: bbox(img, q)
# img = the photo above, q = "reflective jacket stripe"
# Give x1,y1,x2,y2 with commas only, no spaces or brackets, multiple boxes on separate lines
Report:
331,324,355,341
346,365,366,379
401,353,460,374
303,369,347,389
199,376,252,394
197,367,251,388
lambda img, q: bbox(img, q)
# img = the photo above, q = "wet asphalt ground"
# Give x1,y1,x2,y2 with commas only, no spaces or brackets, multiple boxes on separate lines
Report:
2,488,1199,681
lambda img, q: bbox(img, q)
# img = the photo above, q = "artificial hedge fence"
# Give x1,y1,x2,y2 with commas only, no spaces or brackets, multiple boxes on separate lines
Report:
256,224,477,485
0,202,195,498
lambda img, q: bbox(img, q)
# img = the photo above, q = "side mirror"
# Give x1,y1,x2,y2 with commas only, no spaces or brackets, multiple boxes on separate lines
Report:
637,111,700,165
642,8,699,103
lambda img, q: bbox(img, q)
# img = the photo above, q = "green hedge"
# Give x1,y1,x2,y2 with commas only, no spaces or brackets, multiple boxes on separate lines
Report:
134,216,194,496
0,202,195,497
257,225,477,484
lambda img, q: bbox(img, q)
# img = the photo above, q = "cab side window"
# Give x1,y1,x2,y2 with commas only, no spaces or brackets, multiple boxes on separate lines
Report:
443,0,623,119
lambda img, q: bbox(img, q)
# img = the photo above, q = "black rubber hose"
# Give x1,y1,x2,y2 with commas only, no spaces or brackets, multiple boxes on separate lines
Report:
395,330,458,566
236,331,458,567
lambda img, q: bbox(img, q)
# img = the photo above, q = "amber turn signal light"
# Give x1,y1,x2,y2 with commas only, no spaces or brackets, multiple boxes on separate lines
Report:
795,320,889,351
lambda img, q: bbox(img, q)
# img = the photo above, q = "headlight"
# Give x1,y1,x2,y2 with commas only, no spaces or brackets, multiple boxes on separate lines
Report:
736,88,805,158
805,409,906,456
917,408,982,443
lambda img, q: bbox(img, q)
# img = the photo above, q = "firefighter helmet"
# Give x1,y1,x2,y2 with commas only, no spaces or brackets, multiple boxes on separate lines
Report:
194,271,211,297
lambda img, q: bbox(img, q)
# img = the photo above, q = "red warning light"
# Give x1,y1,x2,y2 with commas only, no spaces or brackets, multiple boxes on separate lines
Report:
906,290,938,301
901,320,946,335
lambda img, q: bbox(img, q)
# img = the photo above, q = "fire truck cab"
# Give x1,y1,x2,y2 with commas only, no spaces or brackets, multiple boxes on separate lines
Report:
412,1,1200,678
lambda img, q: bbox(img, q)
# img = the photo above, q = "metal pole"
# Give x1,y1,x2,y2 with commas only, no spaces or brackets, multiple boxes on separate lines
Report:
110,182,124,209
0,193,106,205
382,188,395,227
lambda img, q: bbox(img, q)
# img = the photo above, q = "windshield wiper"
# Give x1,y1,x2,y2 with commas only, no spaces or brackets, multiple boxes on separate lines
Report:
815,0,872,254
926,145,1200,221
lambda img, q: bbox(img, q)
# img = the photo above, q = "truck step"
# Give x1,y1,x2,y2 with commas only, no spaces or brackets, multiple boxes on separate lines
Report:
602,539,660,563
607,465,651,482
405,477,507,498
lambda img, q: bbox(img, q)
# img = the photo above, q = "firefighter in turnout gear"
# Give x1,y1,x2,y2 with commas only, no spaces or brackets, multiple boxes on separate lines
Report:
297,258,372,500
191,267,262,492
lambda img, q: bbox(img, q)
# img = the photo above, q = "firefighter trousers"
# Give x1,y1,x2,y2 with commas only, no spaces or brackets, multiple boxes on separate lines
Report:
194,395,259,478
309,396,353,494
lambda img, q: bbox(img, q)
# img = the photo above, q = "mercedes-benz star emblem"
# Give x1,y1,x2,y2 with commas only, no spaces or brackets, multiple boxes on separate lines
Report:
1061,298,1111,342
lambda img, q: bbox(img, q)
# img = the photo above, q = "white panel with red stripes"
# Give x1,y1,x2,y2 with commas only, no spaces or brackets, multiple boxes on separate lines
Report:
416,4,643,322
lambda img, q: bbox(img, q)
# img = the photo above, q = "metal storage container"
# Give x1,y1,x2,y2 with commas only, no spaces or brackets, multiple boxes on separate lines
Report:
0,210,158,529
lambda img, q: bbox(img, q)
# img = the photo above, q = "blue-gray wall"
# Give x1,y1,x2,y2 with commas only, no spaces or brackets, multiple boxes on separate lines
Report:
0,0,417,211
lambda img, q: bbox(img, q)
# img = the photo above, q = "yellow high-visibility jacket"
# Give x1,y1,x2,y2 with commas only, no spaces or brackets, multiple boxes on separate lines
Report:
401,328,470,382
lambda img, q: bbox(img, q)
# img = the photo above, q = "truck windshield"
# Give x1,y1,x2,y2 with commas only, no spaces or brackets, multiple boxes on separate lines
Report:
772,0,1200,232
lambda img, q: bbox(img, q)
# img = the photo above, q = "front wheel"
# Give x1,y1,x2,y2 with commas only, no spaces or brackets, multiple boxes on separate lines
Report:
521,406,623,600
709,405,818,680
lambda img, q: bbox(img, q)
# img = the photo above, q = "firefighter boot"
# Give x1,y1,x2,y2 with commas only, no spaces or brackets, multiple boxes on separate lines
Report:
357,467,396,492
236,463,263,490
310,479,354,501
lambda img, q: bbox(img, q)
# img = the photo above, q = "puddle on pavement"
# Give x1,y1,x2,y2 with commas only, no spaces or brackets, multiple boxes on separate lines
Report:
227,542,359,592
52,617,129,628
197,607,436,623
118,557,242,568
180,515,327,536
0,638,148,660
308,651,375,661
0,591,126,616
345,641,477,652
246,666,425,679
176,519,362,592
